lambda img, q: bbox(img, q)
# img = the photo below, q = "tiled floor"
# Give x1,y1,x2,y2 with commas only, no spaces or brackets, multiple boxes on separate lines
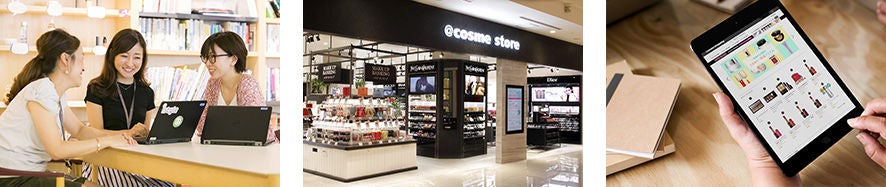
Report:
303,144,583,187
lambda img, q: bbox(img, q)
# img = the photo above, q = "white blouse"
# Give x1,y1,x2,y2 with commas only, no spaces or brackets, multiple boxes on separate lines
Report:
0,78,66,172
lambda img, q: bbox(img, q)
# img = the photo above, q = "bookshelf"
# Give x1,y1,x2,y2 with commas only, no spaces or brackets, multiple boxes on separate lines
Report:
0,0,281,114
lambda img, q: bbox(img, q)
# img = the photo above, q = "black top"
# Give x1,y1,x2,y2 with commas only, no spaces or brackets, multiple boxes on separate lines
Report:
85,82,156,130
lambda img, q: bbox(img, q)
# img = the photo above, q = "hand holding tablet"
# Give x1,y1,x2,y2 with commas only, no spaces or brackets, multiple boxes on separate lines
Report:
849,99,886,169
714,92,800,186
692,0,865,177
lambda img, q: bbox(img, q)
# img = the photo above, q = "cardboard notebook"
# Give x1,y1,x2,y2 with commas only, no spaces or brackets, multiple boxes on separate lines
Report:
605,61,678,175
606,62,681,159
606,133,675,175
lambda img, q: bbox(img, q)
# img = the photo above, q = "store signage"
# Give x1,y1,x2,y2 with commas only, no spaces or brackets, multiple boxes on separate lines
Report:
319,64,343,83
365,63,396,84
465,64,487,74
506,85,525,134
528,76,581,84
444,25,520,50
408,63,436,73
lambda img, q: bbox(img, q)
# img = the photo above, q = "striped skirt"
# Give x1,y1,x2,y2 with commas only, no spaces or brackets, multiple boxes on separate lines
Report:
81,163,175,187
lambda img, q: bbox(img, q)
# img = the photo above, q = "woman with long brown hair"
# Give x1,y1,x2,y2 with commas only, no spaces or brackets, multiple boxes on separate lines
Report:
82,28,174,186
0,29,136,187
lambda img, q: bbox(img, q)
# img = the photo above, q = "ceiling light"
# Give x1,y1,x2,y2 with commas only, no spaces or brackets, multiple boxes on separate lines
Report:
323,42,328,45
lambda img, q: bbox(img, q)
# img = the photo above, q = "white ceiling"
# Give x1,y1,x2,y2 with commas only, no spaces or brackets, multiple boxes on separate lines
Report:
413,0,583,45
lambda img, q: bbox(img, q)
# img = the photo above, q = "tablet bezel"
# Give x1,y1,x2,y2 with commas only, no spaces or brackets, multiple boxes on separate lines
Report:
690,0,864,177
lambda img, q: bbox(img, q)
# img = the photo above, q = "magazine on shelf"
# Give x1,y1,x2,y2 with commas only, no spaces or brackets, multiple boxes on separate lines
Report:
147,63,210,103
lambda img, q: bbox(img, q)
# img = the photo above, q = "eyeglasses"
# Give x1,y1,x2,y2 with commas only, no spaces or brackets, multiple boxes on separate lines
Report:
201,53,232,64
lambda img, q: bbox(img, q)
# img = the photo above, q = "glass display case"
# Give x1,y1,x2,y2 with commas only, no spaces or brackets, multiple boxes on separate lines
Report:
304,97,411,147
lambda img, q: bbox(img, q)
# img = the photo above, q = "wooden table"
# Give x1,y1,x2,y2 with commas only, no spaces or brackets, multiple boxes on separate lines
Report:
82,142,280,187
606,0,886,185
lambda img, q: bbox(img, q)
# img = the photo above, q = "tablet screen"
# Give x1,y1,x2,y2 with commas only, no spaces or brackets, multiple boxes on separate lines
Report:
701,8,855,162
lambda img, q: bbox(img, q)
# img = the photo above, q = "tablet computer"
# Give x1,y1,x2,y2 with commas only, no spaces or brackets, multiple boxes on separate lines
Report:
690,0,864,176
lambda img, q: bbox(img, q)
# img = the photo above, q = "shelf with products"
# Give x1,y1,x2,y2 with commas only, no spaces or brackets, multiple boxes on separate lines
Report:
405,59,489,158
528,123,560,147
0,3,125,17
316,97,404,121
529,76,581,144
0,0,279,121
138,12,259,22
305,119,410,147
304,96,410,147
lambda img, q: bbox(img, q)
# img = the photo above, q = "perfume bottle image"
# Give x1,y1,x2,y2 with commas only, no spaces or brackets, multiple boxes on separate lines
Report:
797,105,809,118
819,83,835,98
769,126,782,139
783,115,796,128
805,64,817,75
810,96,822,108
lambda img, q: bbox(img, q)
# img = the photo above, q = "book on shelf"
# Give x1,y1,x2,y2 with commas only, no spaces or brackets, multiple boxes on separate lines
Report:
266,24,280,55
267,67,279,101
139,17,254,52
267,0,280,18
146,63,210,103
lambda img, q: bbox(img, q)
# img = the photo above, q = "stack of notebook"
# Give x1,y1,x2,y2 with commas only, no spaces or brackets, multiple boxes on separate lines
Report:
606,61,680,175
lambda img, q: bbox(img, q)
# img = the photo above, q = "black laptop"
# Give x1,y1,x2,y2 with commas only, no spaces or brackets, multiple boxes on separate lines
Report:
201,106,273,146
135,100,206,145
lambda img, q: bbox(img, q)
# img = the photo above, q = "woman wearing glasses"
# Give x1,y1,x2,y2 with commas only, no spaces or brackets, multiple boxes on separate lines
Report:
82,29,174,186
196,32,276,143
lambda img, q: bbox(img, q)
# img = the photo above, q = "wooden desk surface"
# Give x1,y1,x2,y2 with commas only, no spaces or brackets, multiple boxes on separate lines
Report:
82,143,280,187
606,0,886,185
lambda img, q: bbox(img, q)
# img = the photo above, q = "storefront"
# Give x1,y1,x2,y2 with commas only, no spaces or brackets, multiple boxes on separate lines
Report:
302,0,582,183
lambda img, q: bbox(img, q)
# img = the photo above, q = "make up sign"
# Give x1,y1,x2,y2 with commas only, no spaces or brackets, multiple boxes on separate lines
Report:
319,63,343,83
444,25,521,51
365,63,396,84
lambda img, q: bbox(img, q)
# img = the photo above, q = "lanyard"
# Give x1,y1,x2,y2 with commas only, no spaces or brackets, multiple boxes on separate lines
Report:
115,82,137,129
58,100,65,140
